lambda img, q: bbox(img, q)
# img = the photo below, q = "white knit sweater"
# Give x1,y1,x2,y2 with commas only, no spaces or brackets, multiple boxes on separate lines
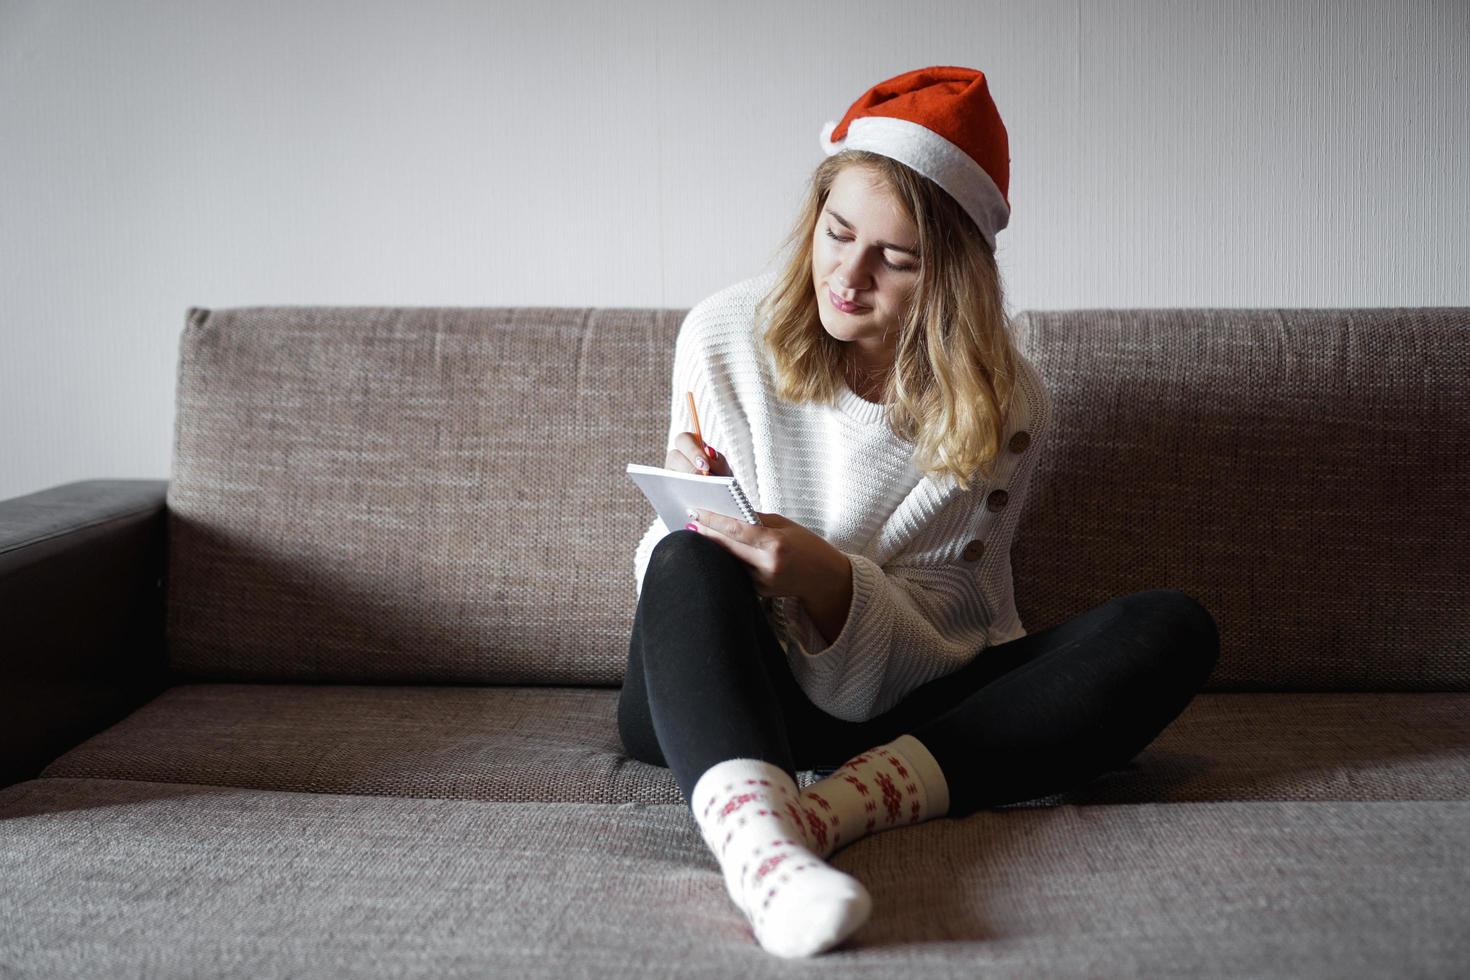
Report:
632,270,1053,722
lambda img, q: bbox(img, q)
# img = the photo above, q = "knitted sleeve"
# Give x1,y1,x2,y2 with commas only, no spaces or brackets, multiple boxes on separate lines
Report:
773,400,1050,722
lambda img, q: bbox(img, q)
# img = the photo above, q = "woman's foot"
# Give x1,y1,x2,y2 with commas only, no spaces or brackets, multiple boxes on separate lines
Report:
690,758,872,958
795,733,951,859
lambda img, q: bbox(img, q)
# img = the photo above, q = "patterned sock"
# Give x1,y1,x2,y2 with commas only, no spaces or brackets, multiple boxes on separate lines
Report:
795,733,951,860
690,757,872,958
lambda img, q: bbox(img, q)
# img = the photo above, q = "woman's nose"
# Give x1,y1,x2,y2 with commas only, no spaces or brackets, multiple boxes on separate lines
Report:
836,253,872,289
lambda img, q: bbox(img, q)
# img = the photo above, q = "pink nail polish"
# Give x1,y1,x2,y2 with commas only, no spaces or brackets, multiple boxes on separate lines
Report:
685,522,698,531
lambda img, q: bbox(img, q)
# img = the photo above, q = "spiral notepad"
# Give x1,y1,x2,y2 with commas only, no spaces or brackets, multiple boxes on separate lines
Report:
626,462,760,532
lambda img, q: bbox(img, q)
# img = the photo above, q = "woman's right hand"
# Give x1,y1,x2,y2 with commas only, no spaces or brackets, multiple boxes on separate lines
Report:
666,431,732,477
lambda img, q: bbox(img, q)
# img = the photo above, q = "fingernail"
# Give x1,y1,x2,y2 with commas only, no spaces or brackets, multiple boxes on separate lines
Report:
705,445,716,459
686,508,698,520
685,522,698,532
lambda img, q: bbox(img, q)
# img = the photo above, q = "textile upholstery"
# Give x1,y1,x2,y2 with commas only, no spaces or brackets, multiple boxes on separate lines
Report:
163,305,1469,689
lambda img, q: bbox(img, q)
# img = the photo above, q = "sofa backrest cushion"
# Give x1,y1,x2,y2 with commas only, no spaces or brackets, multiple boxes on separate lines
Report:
1009,306,1468,691
167,305,683,685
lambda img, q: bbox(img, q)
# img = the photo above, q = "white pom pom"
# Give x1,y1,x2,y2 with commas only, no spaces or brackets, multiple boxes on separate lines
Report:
819,119,841,155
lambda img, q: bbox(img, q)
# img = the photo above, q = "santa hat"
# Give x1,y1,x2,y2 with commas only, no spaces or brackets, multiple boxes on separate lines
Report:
819,65,1011,251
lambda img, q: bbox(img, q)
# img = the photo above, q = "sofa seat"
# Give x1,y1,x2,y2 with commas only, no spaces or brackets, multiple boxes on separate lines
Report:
1,776,1465,977
37,683,1470,805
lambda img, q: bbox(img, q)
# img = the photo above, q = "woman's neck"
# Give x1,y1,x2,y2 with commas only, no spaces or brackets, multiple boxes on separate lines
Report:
844,348,892,402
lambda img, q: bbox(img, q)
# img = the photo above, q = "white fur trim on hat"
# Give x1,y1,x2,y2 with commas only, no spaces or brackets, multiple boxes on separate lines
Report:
819,116,1009,251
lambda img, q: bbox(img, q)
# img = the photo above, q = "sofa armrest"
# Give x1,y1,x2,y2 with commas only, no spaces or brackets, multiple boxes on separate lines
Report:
0,479,172,788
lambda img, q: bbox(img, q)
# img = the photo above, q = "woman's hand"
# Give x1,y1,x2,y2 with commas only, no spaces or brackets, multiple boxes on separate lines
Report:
684,508,855,643
665,431,731,477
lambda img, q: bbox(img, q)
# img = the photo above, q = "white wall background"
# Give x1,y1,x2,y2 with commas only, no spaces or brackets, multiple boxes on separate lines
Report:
1,0,1466,501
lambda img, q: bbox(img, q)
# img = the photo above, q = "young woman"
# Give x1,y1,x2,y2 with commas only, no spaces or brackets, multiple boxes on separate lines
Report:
618,66,1220,959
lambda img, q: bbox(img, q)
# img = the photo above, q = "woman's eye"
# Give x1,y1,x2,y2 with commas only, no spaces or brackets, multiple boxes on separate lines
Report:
824,228,916,273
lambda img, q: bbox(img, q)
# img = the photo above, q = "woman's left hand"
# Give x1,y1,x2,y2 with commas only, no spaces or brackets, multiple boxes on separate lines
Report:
684,508,847,602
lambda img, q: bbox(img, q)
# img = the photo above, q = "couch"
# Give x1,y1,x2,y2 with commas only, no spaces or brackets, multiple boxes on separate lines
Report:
2,299,1467,978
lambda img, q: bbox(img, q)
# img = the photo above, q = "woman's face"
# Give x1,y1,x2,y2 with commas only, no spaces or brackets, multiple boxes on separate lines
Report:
811,165,922,368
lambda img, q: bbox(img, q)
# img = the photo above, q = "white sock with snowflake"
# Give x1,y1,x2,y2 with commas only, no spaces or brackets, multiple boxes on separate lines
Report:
795,733,951,860
690,757,872,958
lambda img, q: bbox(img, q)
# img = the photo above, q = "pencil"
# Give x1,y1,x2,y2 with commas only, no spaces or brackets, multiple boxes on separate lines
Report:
687,391,713,462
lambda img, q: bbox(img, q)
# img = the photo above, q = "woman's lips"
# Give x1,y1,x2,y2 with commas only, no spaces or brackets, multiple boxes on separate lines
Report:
828,287,868,314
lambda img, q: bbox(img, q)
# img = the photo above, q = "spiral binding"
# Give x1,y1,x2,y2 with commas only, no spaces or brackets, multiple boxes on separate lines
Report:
727,479,759,524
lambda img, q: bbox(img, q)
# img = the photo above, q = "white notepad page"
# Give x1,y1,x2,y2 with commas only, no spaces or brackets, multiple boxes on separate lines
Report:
626,463,761,533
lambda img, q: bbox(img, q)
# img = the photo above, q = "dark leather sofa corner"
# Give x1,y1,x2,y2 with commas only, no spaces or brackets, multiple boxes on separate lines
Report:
0,478,173,788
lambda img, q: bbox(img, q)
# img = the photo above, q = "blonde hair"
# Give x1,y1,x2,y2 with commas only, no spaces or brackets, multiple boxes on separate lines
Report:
756,150,1021,491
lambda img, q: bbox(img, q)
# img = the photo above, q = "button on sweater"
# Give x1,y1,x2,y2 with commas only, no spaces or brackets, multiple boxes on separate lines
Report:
633,270,1053,722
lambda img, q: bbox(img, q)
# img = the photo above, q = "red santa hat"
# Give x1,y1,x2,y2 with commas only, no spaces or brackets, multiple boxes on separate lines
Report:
819,65,1011,252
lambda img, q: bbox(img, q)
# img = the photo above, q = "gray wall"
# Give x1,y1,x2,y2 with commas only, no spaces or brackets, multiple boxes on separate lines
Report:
1,0,1466,500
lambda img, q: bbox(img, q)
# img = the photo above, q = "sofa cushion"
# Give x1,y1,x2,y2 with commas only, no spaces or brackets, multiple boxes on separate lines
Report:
41,683,687,804
168,305,685,686
1011,306,1470,690
1,777,1465,976
38,684,1470,805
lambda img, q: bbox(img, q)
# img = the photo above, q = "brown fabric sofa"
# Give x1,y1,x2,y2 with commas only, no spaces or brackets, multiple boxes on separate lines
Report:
2,301,1467,977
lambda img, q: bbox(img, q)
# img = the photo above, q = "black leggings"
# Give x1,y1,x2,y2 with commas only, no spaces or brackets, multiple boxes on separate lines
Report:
618,530,1221,818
